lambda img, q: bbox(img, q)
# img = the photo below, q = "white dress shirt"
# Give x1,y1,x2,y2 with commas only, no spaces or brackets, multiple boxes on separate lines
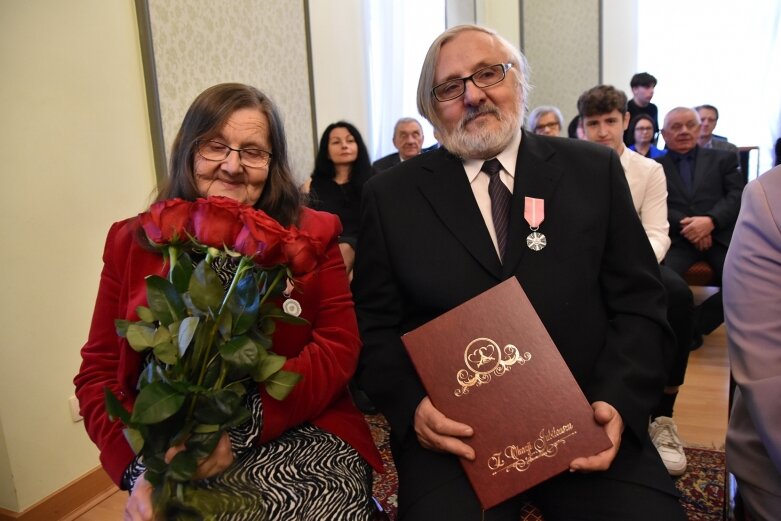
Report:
462,130,522,258
620,146,671,263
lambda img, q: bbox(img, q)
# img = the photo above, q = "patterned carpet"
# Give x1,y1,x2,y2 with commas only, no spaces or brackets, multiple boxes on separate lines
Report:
367,414,726,521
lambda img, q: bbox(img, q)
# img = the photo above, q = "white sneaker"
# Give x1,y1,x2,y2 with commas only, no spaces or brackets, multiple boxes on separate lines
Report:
649,416,687,476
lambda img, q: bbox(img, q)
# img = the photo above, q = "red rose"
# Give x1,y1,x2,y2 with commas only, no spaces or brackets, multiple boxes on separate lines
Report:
283,230,320,276
235,207,289,267
191,197,245,249
139,198,193,245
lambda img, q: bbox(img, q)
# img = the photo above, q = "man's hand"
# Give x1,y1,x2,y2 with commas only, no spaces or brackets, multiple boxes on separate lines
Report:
414,396,475,460
694,235,713,251
680,216,715,244
568,401,624,472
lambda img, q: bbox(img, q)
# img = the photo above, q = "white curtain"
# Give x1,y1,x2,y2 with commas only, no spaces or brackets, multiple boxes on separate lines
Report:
637,0,781,177
364,0,445,161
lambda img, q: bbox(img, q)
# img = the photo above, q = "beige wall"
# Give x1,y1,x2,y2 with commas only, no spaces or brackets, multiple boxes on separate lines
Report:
0,0,156,511
146,0,315,185
522,0,601,130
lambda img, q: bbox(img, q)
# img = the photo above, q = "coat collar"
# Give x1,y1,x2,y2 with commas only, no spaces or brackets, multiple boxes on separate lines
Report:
415,131,564,279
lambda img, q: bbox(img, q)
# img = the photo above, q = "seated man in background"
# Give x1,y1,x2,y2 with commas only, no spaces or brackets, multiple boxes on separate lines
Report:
373,117,425,172
527,105,564,136
657,107,745,347
696,104,741,169
578,84,694,476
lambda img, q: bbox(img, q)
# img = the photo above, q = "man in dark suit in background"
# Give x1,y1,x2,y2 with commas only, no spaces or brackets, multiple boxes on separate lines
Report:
657,107,745,346
372,117,425,172
353,24,685,521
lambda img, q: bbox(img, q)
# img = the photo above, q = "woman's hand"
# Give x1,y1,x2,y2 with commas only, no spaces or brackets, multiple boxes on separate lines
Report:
165,431,234,480
124,432,234,520
125,475,154,521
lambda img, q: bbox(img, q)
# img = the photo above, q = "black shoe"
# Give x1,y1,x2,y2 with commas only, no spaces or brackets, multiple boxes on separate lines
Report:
690,331,704,350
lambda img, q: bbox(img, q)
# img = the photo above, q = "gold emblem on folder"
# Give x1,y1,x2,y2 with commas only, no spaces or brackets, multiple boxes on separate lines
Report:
455,338,531,397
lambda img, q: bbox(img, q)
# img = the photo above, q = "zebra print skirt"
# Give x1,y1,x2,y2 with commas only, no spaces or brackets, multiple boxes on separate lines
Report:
125,390,376,520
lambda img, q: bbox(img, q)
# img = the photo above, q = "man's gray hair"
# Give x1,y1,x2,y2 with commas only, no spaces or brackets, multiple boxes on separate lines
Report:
416,25,531,130
393,117,423,136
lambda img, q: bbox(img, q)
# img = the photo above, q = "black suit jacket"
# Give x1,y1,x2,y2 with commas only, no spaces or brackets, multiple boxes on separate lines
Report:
372,152,401,172
353,131,676,493
656,146,744,248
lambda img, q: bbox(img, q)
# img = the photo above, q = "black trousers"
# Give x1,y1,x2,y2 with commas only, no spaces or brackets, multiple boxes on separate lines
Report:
394,435,686,521
664,240,728,335
659,264,694,385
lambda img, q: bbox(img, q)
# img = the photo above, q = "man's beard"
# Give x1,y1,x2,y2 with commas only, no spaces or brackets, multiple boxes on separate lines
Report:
437,103,522,160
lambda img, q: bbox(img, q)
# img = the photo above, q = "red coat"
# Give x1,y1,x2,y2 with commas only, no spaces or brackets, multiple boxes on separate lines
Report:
74,207,382,486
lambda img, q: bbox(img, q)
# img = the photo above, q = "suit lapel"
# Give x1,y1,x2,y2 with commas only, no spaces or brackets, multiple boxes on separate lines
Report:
502,133,563,276
417,149,504,278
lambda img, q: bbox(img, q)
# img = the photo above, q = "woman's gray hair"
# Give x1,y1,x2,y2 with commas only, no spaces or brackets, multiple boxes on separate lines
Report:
527,105,564,131
416,24,531,129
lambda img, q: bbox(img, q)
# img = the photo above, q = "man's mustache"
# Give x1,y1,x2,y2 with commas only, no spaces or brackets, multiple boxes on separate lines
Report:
460,106,501,129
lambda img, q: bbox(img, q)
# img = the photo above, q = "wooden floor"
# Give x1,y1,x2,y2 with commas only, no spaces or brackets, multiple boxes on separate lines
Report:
72,304,731,519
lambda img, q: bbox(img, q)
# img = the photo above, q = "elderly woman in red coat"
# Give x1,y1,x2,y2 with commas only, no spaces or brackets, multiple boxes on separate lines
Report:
74,83,381,520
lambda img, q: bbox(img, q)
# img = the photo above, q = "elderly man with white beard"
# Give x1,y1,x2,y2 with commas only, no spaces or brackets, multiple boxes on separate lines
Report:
352,24,686,521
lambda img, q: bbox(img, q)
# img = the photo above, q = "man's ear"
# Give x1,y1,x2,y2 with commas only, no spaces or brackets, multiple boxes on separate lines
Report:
622,112,630,131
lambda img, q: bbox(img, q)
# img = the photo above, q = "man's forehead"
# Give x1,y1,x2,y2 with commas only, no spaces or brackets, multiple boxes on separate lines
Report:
435,31,506,79
397,122,421,133
667,110,698,123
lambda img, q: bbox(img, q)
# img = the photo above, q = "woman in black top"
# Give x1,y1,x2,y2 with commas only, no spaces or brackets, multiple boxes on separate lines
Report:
302,121,373,280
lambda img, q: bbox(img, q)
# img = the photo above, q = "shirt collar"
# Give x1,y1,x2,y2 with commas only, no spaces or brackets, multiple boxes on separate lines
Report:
463,128,522,182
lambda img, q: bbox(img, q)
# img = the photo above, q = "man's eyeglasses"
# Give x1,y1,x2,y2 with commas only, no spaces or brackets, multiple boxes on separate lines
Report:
432,63,513,102
196,140,272,168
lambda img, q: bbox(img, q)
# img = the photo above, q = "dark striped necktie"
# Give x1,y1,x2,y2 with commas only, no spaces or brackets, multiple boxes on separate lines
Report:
482,158,511,260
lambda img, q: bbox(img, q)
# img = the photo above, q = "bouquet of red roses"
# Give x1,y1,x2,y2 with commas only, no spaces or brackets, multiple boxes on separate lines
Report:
104,196,320,519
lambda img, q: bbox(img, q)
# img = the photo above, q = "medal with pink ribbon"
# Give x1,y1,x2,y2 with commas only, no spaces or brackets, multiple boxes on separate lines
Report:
524,197,546,251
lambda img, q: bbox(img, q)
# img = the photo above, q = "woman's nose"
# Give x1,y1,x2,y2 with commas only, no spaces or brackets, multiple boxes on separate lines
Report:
221,149,242,172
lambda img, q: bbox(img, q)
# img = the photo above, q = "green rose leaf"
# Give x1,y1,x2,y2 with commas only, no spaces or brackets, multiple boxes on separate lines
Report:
228,274,260,335
104,387,131,424
153,342,178,365
123,427,145,454
264,370,302,401
192,389,242,424
146,275,187,326
136,306,156,324
189,261,223,313
152,327,172,346
130,381,186,424
170,252,193,293
253,353,286,382
115,319,131,337
182,430,222,464
177,316,200,358
125,323,157,351
167,450,197,482
265,306,309,325
219,336,258,371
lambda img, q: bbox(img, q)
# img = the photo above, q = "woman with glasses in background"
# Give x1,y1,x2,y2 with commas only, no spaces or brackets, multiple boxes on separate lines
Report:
629,113,667,159
527,105,564,137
